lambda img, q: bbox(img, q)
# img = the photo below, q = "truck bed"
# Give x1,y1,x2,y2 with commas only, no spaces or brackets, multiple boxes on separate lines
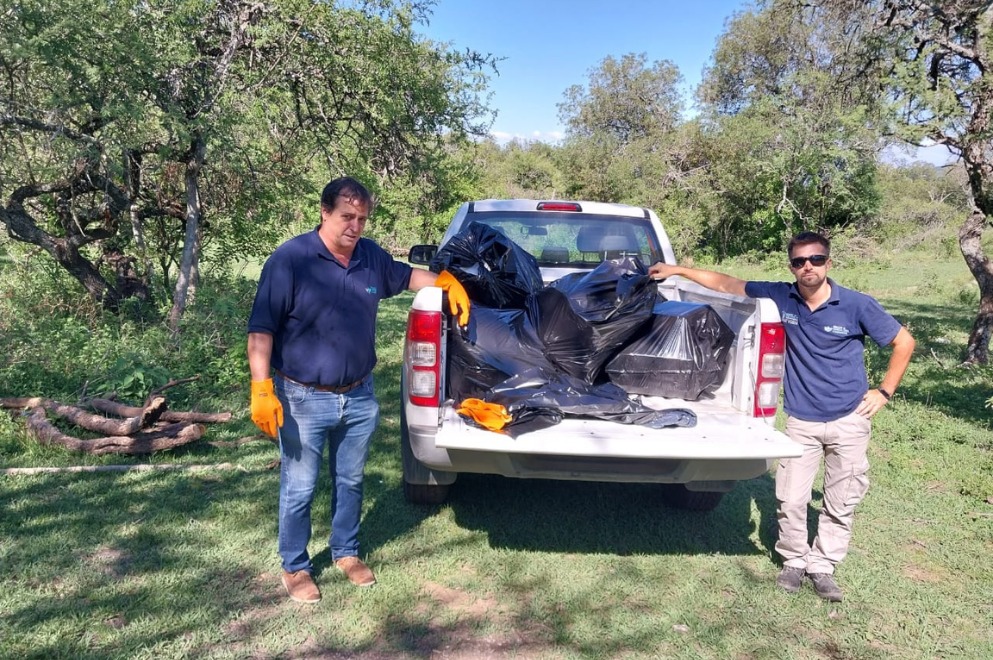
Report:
433,401,800,460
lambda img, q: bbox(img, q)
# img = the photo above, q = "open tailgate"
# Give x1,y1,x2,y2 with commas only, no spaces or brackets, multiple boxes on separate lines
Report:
434,407,802,460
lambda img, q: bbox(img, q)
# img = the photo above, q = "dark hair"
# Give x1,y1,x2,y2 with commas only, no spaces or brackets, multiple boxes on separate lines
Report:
788,231,830,256
320,176,374,213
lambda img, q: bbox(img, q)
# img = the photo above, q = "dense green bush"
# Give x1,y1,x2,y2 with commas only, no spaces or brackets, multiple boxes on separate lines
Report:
0,251,253,412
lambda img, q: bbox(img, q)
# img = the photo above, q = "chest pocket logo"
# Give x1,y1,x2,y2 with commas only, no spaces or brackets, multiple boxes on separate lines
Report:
366,286,378,295
823,325,850,336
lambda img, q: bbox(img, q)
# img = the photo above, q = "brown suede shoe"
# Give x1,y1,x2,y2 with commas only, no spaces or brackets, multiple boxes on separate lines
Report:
281,570,321,603
335,556,376,587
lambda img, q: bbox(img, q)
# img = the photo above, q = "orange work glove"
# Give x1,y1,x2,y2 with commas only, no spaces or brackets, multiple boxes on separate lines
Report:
435,270,471,326
250,378,284,438
456,398,512,432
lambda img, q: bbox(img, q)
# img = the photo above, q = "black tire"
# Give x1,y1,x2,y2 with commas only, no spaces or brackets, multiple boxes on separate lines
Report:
660,484,725,511
402,480,450,505
400,404,454,505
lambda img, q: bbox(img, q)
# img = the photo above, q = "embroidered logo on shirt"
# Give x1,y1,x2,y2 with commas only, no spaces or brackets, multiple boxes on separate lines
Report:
366,286,377,295
782,312,799,325
823,325,850,336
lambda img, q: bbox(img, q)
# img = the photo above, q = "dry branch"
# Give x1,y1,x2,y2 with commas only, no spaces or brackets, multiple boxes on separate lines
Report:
86,397,232,423
1,396,168,434
147,375,200,400
3,384,232,456
25,407,204,455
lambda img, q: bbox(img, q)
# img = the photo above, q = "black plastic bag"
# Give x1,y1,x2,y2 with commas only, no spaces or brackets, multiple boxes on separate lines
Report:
529,257,657,383
606,300,735,400
431,221,544,308
448,316,696,435
447,307,554,404
489,369,696,432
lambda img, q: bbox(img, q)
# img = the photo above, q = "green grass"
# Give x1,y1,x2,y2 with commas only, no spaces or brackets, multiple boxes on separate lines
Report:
1,249,992,659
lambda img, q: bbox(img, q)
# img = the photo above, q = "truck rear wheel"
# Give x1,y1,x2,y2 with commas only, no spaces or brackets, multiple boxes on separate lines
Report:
402,480,450,505
660,484,725,511
400,406,455,505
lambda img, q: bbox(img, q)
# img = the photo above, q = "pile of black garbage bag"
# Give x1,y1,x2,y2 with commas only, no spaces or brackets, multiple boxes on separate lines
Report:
431,222,735,436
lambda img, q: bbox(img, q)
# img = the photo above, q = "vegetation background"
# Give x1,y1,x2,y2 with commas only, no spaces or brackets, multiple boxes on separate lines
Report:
2,0,992,658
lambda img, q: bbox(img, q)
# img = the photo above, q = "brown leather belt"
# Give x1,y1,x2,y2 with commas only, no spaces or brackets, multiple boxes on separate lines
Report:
276,370,365,394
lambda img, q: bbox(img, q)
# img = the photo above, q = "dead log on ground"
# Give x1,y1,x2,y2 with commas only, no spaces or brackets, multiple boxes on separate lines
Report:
86,397,232,423
25,407,204,455
1,397,167,435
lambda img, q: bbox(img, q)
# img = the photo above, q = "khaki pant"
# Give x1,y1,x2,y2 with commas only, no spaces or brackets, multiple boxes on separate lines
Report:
775,411,871,575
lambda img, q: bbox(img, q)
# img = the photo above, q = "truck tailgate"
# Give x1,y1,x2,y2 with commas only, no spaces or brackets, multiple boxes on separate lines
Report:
434,407,802,460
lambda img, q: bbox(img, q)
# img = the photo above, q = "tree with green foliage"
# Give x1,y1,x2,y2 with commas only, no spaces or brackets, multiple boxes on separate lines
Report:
467,138,566,201
846,0,993,363
697,3,881,257
757,0,993,363
556,53,685,203
0,0,494,330
559,53,683,144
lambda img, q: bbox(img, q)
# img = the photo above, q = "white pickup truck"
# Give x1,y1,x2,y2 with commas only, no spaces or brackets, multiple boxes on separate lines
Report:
401,199,801,510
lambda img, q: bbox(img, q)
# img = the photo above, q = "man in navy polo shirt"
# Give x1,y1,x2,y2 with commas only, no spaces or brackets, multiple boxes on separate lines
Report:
246,176,469,603
649,232,914,602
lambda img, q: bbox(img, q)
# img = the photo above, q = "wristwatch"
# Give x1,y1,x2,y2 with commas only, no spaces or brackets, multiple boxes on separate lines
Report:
878,387,892,400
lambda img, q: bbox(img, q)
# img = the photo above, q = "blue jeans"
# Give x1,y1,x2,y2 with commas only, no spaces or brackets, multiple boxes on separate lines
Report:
274,374,379,574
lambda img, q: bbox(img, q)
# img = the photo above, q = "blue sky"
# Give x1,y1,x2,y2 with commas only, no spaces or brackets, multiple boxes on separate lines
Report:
415,0,955,165
416,0,754,142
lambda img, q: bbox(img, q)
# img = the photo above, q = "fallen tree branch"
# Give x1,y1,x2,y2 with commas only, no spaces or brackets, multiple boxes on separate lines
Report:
1,462,249,476
1,397,167,435
86,397,232,423
147,375,201,400
25,407,204,455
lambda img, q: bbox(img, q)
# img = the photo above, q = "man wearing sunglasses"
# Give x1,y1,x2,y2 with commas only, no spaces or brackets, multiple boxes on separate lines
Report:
649,231,915,602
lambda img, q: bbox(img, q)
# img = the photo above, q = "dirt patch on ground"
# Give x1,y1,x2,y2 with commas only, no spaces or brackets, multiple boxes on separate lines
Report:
220,571,293,658
394,580,562,659
215,572,564,659
901,563,945,583
83,545,133,578
899,543,946,583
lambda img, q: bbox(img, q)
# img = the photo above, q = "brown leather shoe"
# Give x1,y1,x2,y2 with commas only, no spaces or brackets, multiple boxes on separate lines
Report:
281,570,321,603
335,556,376,587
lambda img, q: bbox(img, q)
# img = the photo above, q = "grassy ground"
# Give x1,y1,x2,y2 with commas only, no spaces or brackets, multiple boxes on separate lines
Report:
1,249,991,659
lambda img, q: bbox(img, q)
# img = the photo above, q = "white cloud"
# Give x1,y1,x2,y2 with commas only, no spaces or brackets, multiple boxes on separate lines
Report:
881,142,958,167
488,129,565,145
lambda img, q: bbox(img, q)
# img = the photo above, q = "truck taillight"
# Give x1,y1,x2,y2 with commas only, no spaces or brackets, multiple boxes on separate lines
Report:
754,322,785,417
406,310,442,407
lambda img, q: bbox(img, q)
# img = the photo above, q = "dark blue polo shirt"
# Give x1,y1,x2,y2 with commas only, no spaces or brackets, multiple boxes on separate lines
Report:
247,228,412,386
744,278,902,422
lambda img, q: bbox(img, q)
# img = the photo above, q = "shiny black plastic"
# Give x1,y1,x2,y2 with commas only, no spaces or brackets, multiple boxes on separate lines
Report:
441,224,697,434
606,300,735,400
430,221,544,308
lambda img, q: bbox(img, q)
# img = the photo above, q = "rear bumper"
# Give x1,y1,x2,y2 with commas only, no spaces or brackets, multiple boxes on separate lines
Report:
404,404,801,484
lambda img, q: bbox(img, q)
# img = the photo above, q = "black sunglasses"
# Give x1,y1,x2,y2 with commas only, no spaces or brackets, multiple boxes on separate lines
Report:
790,254,829,268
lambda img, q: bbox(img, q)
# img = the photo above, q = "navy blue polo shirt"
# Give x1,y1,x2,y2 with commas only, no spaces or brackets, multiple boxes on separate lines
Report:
744,278,902,422
247,228,412,386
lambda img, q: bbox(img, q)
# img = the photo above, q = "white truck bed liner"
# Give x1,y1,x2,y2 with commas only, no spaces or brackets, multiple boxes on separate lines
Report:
435,404,801,460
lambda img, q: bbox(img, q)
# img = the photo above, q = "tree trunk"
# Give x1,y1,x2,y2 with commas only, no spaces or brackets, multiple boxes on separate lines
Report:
1,205,123,310
56,241,125,311
960,206,993,364
125,149,154,283
167,135,207,332
960,75,993,365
